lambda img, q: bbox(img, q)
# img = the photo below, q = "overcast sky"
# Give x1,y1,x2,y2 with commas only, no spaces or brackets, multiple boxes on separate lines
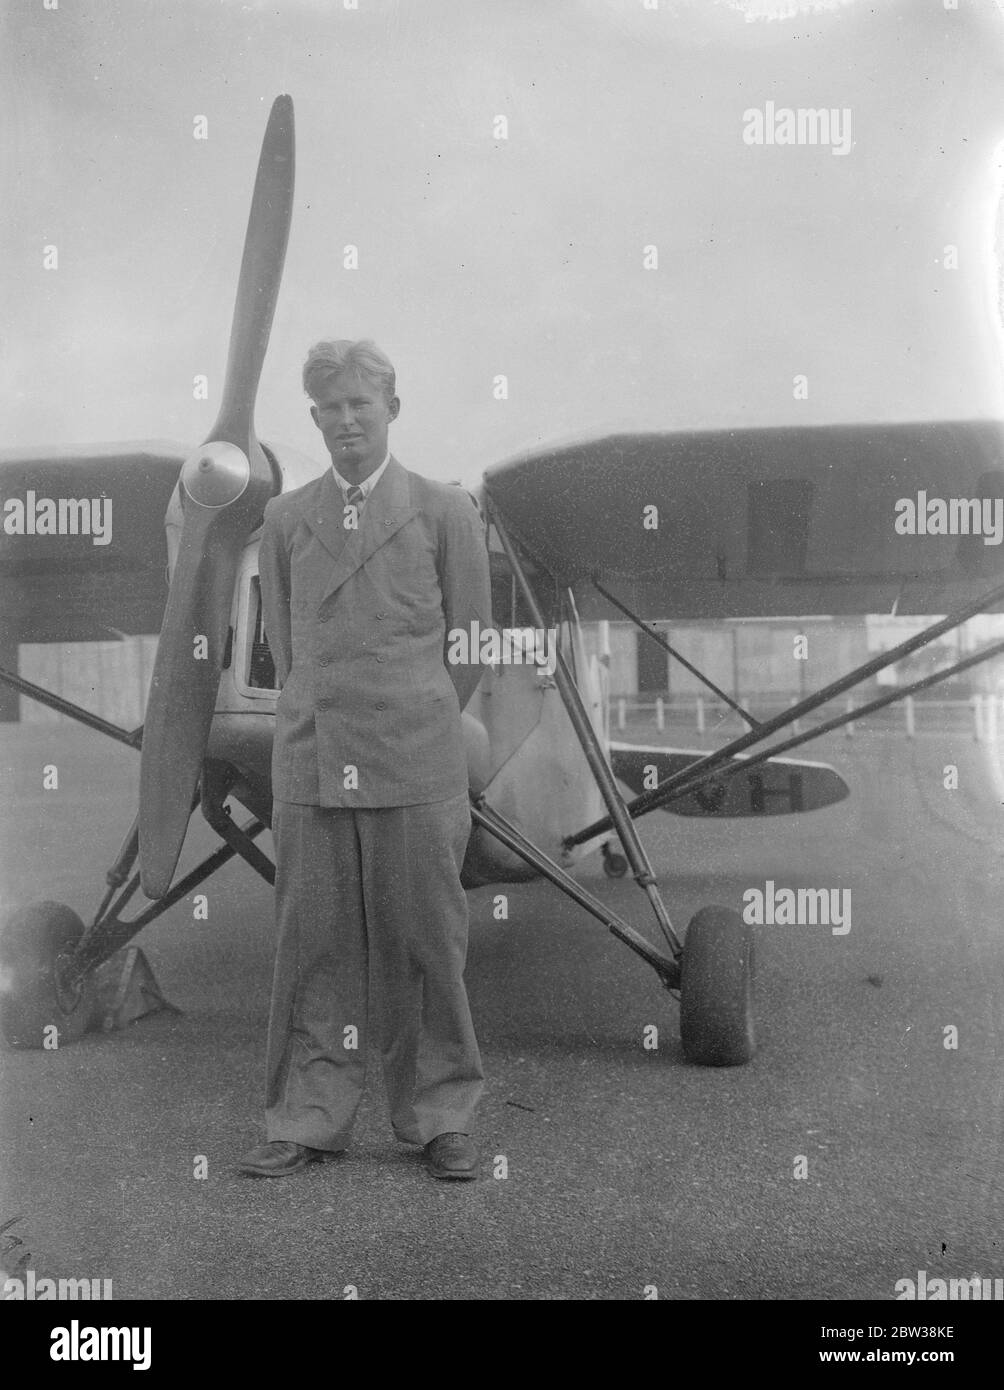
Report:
3,0,1004,485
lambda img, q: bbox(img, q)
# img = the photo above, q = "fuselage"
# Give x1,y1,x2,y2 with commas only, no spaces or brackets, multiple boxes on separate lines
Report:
166,441,608,886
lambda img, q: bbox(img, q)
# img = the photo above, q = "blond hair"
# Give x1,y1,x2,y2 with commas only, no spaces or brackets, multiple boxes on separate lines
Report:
302,339,397,404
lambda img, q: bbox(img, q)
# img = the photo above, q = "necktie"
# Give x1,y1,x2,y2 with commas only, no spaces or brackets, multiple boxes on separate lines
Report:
346,484,365,508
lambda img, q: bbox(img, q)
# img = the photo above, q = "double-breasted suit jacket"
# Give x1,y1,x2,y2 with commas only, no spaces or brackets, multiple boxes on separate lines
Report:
256,455,492,1149
258,456,491,808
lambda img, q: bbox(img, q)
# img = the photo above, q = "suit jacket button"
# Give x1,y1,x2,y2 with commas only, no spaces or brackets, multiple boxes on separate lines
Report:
375,613,386,620
317,697,332,710
318,655,331,666
319,613,331,623
376,701,387,710
375,655,384,662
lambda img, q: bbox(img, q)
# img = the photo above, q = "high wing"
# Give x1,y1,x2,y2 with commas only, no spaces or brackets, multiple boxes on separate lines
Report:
0,443,187,640
482,420,1004,618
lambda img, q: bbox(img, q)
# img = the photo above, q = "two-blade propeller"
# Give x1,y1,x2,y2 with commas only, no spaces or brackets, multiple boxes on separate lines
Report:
139,95,295,899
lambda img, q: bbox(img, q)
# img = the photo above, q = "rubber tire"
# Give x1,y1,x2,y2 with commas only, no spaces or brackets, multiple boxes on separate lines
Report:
679,906,755,1066
0,902,97,1049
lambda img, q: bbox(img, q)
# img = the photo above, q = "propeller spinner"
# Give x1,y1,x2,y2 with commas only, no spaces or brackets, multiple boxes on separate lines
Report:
139,95,295,899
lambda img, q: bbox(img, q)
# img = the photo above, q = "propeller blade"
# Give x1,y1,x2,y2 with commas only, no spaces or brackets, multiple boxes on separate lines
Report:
213,93,296,444
138,97,294,898
139,507,246,897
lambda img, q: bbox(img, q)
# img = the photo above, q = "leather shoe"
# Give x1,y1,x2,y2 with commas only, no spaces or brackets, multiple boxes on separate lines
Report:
237,1140,339,1177
424,1132,479,1180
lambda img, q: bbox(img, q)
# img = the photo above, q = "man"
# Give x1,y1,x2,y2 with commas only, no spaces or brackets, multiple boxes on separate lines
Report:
238,339,492,1180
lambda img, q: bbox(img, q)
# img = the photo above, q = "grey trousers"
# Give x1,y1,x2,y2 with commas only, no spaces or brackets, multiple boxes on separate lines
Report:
265,793,484,1149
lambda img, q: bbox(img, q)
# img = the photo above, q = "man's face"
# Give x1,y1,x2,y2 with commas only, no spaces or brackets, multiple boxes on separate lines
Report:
310,369,400,481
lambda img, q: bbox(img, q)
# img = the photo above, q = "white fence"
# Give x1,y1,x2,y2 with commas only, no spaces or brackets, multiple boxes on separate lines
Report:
612,693,1004,741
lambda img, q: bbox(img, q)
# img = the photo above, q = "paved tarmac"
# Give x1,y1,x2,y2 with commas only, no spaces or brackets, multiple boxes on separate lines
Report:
1,720,1002,1300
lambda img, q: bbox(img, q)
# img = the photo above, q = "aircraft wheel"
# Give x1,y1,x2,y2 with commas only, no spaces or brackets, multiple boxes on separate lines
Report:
602,847,629,878
0,902,97,1050
679,906,755,1066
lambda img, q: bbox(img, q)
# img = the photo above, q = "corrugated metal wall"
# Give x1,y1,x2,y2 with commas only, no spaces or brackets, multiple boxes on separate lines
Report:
579,619,871,698
18,638,158,727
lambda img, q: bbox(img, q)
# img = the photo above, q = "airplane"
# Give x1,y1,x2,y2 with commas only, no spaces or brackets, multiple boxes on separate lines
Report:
4,96,1004,1067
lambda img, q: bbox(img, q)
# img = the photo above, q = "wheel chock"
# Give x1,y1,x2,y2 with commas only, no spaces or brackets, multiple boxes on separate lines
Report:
93,947,181,1033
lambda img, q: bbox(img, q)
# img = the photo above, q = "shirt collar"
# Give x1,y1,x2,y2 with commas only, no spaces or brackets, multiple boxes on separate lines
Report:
330,450,391,499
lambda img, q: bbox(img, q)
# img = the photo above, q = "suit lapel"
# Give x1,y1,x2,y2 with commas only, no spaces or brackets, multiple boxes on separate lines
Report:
299,469,351,562
317,456,419,601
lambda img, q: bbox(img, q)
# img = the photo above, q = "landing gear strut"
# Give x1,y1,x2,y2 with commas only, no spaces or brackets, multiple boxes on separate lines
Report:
0,672,278,1051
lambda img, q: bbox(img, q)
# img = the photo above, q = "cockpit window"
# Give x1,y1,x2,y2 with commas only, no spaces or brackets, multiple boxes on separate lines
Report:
247,575,277,690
